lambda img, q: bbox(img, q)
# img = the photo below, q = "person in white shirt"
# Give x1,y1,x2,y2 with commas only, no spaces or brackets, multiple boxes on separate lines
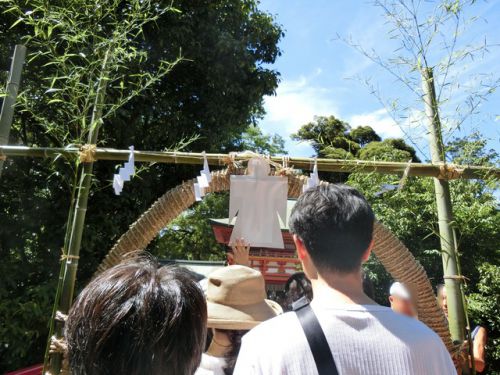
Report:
234,184,456,375
196,265,282,375
389,281,417,318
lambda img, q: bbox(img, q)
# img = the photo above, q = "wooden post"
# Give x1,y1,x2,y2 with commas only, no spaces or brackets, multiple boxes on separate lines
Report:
48,48,111,374
421,67,466,344
0,45,26,178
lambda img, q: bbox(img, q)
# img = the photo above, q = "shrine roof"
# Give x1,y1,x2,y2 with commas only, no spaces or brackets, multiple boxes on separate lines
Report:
209,199,297,230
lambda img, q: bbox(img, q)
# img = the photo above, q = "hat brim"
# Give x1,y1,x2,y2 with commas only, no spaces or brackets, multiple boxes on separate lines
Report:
207,299,282,330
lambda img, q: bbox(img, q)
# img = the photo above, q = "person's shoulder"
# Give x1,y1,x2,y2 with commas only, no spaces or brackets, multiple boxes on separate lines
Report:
380,308,445,343
244,311,300,343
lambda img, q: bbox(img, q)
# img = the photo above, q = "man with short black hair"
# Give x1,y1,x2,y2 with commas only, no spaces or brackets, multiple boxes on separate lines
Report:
234,184,455,374
65,255,207,375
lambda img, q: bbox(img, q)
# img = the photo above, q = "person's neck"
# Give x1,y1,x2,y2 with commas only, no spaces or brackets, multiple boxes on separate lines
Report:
311,269,376,305
206,331,231,358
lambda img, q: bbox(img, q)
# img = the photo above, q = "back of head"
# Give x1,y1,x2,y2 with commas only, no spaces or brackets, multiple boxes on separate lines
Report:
289,184,375,273
284,272,313,310
65,255,207,375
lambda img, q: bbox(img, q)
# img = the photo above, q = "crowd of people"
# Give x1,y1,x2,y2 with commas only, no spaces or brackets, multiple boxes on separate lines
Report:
61,184,487,374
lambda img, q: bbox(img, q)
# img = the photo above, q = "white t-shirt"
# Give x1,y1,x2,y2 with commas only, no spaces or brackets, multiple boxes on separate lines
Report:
234,299,456,375
195,353,227,375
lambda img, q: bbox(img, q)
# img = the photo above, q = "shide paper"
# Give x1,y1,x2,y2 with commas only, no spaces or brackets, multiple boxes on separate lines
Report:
113,146,135,195
229,158,288,249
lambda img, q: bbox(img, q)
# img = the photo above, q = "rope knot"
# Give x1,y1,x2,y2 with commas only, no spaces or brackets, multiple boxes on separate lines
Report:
437,163,464,180
79,144,97,163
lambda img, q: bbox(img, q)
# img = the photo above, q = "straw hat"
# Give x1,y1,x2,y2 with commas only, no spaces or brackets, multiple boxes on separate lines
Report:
206,265,282,330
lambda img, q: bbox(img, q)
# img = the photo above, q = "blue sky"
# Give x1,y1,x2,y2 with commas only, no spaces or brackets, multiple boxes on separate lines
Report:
257,0,500,161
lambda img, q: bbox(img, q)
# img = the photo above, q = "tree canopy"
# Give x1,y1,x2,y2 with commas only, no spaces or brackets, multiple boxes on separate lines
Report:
0,0,283,371
292,115,420,162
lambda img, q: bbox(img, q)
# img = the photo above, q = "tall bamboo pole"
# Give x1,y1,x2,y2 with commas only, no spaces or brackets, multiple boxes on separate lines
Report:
421,67,466,344
0,44,26,178
48,49,111,374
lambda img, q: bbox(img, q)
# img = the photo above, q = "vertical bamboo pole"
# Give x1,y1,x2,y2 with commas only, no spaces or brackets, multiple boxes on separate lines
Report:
421,67,466,343
0,44,26,178
48,48,111,374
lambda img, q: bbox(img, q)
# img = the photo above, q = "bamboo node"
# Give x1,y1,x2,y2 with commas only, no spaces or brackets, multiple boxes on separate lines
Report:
79,144,97,163
437,164,464,180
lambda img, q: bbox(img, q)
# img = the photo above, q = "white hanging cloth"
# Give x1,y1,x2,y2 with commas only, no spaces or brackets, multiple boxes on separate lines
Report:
113,146,135,195
229,158,288,249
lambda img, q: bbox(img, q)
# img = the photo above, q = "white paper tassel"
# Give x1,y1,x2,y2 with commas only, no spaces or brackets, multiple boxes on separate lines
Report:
194,183,202,201
303,159,319,192
197,173,209,189
201,151,211,183
113,146,135,195
113,174,124,195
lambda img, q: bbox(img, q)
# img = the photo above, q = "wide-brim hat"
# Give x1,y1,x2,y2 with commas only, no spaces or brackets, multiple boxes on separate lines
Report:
206,265,282,330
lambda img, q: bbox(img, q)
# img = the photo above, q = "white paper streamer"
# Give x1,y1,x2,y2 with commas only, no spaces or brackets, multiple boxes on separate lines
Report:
113,146,135,195
303,159,319,192
193,183,202,201
192,151,211,201
197,173,209,189
201,151,211,183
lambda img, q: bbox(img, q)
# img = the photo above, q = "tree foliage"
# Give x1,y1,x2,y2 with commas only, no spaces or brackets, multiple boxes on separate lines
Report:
0,0,283,371
236,125,286,155
292,115,420,162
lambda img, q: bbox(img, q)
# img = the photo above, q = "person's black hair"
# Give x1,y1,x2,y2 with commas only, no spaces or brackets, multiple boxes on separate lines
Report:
284,272,313,311
65,255,207,375
289,184,375,273
219,329,247,375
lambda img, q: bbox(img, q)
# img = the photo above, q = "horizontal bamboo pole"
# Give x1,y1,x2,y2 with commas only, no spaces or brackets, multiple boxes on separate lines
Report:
0,145,498,180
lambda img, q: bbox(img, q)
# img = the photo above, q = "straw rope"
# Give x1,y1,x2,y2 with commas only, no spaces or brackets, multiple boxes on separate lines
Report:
78,144,97,163
437,163,464,180
96,168,453,352
49,336,69,375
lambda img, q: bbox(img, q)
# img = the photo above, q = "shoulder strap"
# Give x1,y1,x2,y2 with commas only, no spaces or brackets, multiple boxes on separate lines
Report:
295,303,339,375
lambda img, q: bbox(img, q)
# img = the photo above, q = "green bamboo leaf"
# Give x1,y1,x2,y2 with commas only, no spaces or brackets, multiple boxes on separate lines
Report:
10,17,24,28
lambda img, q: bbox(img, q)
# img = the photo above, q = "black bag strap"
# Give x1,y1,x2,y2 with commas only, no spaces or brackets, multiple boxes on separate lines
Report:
295,303,339,375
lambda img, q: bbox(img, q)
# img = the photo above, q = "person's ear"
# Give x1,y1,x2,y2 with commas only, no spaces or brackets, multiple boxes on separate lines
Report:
389,295,394,304
361,239,374,263
293,234,307,260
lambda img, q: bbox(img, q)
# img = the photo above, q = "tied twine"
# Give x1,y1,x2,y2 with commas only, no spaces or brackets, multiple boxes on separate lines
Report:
60,252,80,262
79,144,97,163
49,336,70,375
451,340,469,367
437,164,464,180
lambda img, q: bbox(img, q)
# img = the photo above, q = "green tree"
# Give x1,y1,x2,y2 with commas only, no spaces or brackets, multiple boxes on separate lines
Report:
292,115,419,161
156,192,229,261
468,264,500,375
0,0,283,371
237,125,286,154
350,125,381,146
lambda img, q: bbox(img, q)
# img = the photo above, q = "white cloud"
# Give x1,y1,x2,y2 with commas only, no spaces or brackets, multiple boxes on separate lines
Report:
349,108,404,138
259,72,339,156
